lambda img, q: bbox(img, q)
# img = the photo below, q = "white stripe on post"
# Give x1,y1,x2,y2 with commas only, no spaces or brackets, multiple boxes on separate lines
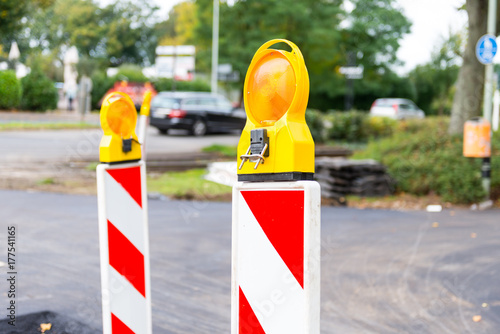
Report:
108,266,149,334
104,172,145,254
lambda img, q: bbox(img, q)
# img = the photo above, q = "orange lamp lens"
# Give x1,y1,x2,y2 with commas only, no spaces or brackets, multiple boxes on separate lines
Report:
106,98,136,138
247,53,296,125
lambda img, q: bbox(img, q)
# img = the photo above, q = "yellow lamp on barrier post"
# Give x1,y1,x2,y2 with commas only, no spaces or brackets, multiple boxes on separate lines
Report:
140,90,152,117
237,39,314,181
99,92,141,163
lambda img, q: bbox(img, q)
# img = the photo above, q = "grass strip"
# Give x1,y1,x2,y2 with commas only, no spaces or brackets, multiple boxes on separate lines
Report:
0,122,99,131
147,169,231,201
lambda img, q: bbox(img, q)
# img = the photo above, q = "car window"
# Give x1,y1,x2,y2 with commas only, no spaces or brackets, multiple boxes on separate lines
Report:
151,96,180,109
375,100,395,107
216,98,233,109
182,99,199,106
198,98,217,106
399,104,411,110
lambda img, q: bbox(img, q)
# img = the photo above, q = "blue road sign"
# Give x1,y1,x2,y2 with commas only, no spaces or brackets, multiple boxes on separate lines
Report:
476,34,498,65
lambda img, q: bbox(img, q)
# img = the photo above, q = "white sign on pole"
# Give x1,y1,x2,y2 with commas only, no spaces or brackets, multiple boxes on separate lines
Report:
155,56,195,79
339,66,363,79
156,45,196,56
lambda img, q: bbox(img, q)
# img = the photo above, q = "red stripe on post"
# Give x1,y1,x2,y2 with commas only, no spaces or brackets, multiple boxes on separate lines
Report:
107,166,142,208
239,287,265,334
241,190,305,288
108,220,146,297
111,313,135,334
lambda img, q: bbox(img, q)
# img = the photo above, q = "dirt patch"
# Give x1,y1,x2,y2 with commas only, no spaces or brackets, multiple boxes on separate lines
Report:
346,193,471,210
0,162,97,196
2,162,498,210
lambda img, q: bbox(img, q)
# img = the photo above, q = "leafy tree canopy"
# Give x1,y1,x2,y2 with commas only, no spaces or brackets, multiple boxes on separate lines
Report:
192,0,411,109
3,0,159,67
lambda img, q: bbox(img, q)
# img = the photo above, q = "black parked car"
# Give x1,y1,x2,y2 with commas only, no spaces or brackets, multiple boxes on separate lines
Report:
149,91,246,136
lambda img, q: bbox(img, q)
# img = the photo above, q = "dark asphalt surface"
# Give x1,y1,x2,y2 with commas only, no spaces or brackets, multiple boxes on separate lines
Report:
1,128,240,163
0,190,499,333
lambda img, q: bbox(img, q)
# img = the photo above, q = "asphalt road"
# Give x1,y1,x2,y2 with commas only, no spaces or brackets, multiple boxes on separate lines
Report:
0,190,499,333
1,127,240,163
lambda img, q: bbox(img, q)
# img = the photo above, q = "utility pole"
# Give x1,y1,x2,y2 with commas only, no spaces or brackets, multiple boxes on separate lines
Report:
478,0,497,206
211,0,219,95
344,51,355,111
483,0,497,123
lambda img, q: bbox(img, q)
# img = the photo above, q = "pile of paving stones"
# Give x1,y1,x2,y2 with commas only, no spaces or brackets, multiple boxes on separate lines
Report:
315,158,395,204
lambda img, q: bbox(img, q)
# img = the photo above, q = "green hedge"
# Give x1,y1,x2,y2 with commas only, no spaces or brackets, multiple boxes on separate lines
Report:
305,109,397,143
90,71,211,110
353,117,500,204
21,67,58,112
151,78,211,92
0,70,22,109
114,64,148,83
91,72,115,110
305,109,327,142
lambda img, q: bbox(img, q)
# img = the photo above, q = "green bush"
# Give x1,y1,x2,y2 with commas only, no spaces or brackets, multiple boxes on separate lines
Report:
305,110,398,143
305,109,327,143
354,117,500,204
21,67,58,112
364,116,398,138
152,78,210,92
89,70,211,110
327,110,367,142
0,70,22,109
91,71,115,110
114,64,148,83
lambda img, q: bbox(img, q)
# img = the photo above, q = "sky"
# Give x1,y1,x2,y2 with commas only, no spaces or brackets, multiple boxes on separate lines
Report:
396,0,468,74
102,0,469,75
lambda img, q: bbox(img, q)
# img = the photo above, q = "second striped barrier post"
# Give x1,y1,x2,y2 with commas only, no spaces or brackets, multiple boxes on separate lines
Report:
231,39,321,334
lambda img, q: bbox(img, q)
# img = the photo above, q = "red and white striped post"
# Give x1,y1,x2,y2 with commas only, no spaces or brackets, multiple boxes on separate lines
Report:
96,92,152,334
232,182,321,333
232,39,321,333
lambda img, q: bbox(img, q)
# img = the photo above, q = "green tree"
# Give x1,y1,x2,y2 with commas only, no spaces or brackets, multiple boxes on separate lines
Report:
193,0,411,110
0,0,53,36
99,1,159,66
449,0,489,134
157,1,197,46
10,0,160,67
410,32,461,115
0,0,54,62
21,59,58,111
342,0,410,69
0,70,22,109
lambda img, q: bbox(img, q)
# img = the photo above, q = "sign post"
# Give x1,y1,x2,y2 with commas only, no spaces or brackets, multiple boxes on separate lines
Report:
96,92,152,334
475,24,497,205
476,33,497,125
231,39,321,333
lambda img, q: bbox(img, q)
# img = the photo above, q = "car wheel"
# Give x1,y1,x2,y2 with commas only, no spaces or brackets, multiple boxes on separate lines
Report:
191,119,207,136
159,128,168,135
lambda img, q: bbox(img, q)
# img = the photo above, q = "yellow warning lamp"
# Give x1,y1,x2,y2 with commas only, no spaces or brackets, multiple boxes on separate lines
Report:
99,92,141,163
140,90,152,117
237,39,314,181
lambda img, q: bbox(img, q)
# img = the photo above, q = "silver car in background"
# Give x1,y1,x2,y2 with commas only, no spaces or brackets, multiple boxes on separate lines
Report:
369,98,425,120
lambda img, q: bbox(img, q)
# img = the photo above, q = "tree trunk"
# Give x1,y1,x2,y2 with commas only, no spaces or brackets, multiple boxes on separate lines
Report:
449,0,488,134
